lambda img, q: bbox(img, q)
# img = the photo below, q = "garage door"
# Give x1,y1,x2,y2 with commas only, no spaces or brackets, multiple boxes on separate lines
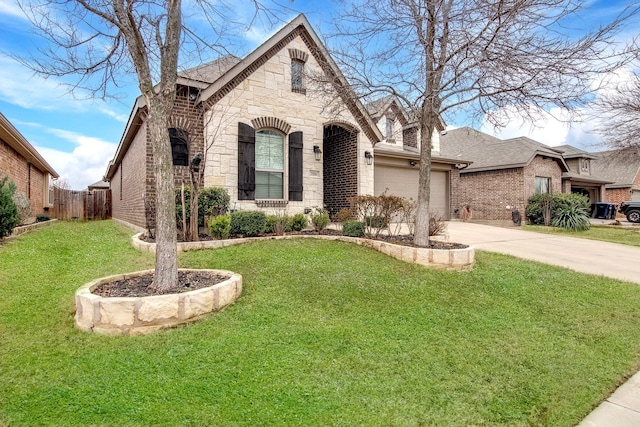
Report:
374,166,449,218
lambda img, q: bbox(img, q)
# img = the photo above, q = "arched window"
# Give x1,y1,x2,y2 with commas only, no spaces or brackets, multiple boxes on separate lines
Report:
169,128,189,166
255,130,284,199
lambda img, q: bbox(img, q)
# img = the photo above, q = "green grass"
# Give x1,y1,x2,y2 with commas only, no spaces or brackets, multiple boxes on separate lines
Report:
2,221,640,426
525,224,640,247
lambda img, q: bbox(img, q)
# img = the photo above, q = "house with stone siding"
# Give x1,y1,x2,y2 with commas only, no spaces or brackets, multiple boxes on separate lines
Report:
0,112,58,220
440,127,570,223
366,95,469,219
105,14,461,230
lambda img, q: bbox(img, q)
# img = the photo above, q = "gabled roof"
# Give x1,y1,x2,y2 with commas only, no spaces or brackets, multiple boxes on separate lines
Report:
439,127,569,173
178,55,241,87
553,144,596,160
0,112,59,178
365,95,446,131
196,14,383,143
591,147,640,189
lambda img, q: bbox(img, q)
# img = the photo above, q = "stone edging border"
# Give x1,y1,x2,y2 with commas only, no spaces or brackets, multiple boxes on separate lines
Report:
8,219,57,238
74,268,242,335
132,233,475,271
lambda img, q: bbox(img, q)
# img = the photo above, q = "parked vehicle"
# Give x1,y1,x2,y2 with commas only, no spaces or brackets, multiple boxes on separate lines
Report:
619,201,640,223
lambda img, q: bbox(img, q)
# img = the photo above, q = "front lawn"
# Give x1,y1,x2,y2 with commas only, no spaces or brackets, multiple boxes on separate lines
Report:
524,224,640,247
2,220,640,426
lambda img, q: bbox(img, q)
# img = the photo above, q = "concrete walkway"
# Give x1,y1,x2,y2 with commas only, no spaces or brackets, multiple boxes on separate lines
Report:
443,221,640,426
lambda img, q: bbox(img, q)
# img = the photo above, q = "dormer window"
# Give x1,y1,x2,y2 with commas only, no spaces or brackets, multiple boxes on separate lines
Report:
288,48,309,95
386,118,395,140
581,158,590,172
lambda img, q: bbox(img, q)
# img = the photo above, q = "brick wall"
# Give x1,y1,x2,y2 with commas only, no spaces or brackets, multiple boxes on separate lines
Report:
451,157,563,221
454,168,525,221
0,138,48,215
403,127,418,149
323,124,358,216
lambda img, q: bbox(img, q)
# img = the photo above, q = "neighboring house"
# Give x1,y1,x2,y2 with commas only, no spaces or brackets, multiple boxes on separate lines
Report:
440,127,569,222
105,14,463,230
0,112,58,218
591,147,640,208
553,144,611,203
366,95,469,219
87,180,110,191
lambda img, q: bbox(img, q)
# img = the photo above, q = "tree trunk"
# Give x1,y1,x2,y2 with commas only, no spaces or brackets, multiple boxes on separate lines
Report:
147,96,178,292
414,116,435,247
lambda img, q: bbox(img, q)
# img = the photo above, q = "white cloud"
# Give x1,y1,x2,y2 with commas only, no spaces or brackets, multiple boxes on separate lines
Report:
0,0,27,19
35,128,117,190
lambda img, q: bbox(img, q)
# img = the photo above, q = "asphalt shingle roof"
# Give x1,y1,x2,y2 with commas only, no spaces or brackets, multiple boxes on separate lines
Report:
591,147,640,188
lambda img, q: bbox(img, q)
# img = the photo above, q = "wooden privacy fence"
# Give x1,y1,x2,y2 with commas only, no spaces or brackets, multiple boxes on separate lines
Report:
52,188,111,220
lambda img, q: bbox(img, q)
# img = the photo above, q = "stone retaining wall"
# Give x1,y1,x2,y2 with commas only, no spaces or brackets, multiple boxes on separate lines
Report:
75,268,242,335
132,234,475,271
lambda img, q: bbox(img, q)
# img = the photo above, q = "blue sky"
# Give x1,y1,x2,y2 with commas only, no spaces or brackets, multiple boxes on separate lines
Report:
0,0,636,189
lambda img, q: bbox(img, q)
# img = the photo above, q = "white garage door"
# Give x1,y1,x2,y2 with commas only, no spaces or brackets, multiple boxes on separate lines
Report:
374,166,449,218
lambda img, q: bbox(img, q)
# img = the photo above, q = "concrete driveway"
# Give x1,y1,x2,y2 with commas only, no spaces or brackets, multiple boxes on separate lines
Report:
445,221,640,285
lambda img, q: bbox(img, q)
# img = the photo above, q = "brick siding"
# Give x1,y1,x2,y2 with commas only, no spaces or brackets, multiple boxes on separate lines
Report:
403,127,418,149
323,125,358,216
451,156,563,221
0,138,48,215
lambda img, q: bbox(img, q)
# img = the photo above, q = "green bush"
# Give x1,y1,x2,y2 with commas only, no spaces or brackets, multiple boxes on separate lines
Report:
265,213,290,235
0,175,19,238
526,193,590,225
230,211,267,237
289,213,308,231
208,214,231,239
343,220,365,237
552,205,591,231
312,212,330,231
199,187,230,224
176,186,230,228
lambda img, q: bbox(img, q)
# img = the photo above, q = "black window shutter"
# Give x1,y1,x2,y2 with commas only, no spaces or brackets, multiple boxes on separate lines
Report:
288,131,303,201
238,122,255,200
169,128,189,166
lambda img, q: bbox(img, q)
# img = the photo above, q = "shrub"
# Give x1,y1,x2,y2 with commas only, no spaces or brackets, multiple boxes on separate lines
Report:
365,215,388,228
11,191,31,225
526,193,590,225
349,192,403,237
230,211,267,237
0,175,18,238
311,211,330,231
36,213,50,222
176,186,230,228
199,187,230,224
208,214,231,239
552,205,591,231
333,207,356,223
289,213,308,231
343,220,365,237
429,210,447,236
265,212,290,235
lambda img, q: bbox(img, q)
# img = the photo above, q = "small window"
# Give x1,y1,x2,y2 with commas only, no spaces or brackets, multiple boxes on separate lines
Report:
581,159,590,172
385,118,395,141
291,59,305,94
169,128,189,166
535,177,550,194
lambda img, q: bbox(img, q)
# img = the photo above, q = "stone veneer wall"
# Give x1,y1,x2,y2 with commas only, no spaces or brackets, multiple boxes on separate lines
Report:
323,125,358,217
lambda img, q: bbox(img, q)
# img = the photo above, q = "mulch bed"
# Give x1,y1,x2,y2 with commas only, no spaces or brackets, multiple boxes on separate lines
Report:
141,229,467,250
92,270,229,298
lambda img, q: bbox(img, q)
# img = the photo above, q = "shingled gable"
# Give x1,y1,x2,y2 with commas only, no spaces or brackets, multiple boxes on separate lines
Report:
440,128,569,173
196,13,383,144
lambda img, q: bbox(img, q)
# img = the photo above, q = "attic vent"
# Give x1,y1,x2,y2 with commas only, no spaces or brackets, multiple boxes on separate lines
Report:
251,117,292,134
288,48,309,63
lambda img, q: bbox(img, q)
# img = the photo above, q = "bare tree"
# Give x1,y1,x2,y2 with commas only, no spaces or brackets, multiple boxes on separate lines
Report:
330,0,638,246
593,66,640,149
16,0,276,291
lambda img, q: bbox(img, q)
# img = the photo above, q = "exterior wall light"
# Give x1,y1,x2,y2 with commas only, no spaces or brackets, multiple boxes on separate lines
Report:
409,160,417,167
364,151,373,165
313,145,322,161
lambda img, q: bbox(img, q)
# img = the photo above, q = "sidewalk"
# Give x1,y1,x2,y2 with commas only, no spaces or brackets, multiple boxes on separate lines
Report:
444,221,640,426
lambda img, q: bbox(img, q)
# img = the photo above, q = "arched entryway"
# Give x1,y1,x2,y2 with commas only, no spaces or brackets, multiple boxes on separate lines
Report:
323,124,359,217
